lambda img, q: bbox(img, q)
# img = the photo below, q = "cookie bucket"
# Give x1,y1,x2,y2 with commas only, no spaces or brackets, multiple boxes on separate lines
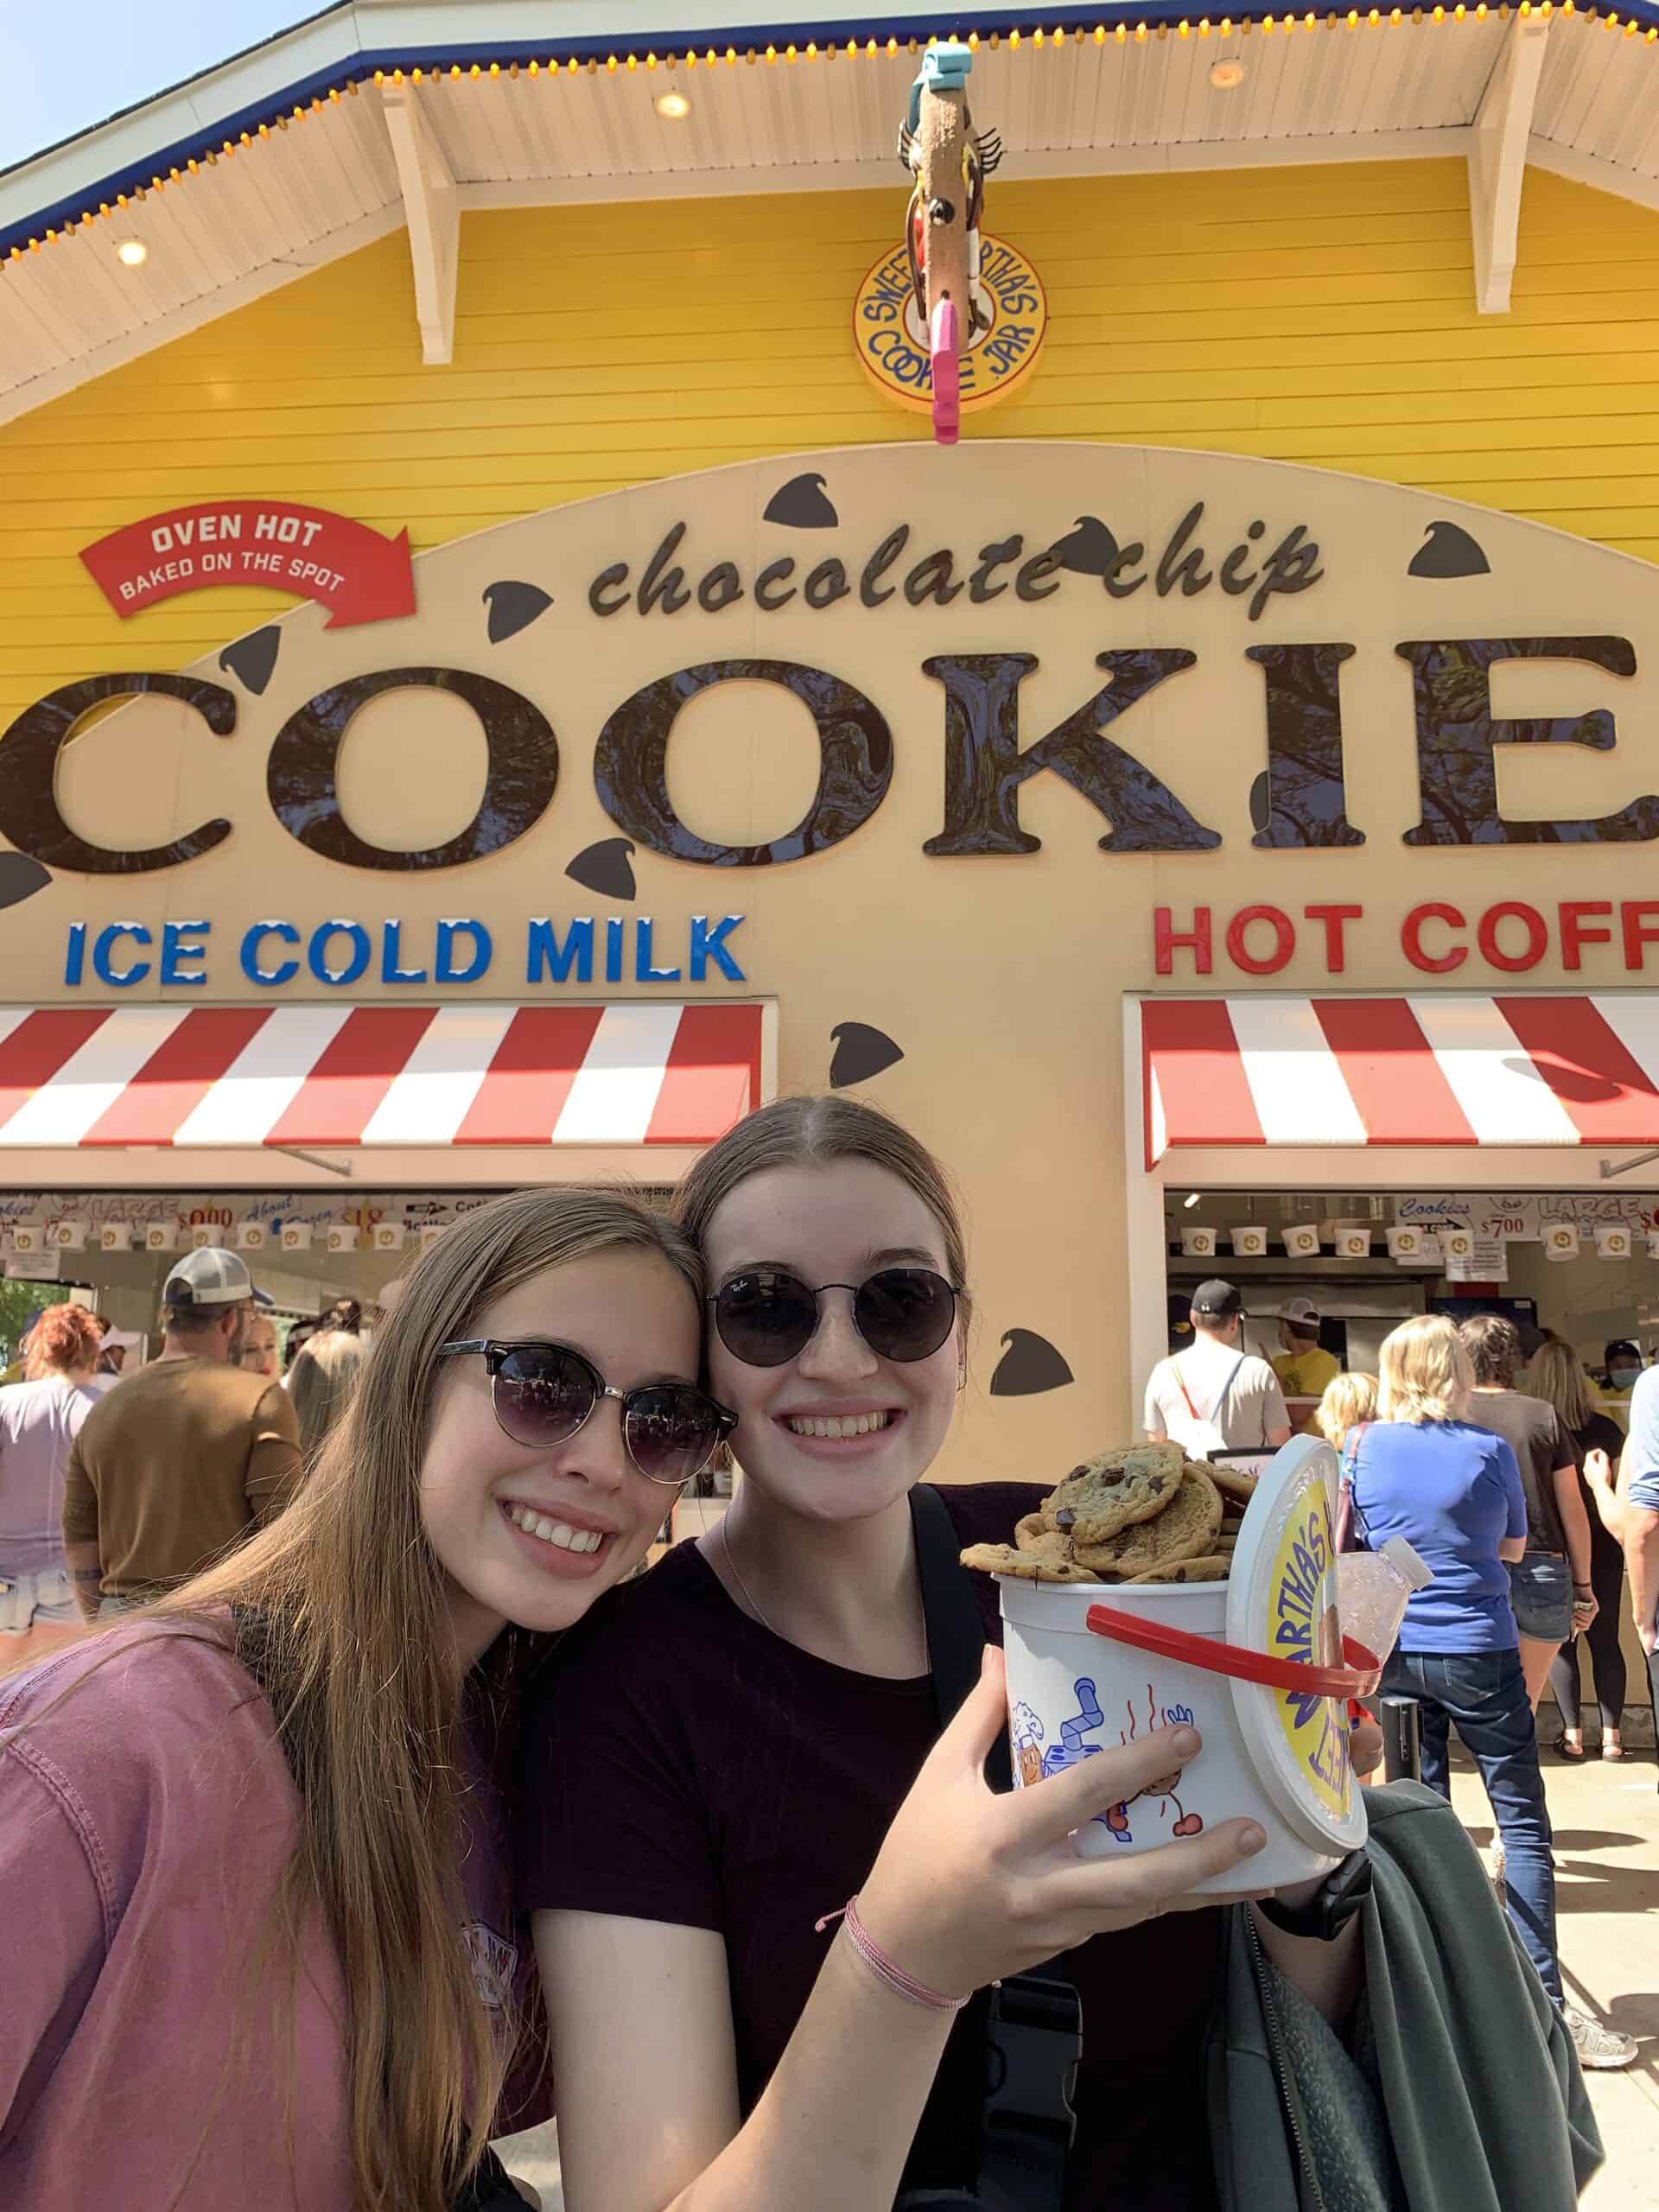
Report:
998,1436,1375,1894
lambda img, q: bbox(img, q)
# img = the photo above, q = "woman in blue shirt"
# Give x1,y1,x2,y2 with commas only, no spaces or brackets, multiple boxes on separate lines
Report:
1348,1313,1631,2067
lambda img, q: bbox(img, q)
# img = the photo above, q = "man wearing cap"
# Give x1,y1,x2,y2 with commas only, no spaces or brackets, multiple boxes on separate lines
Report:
61,1249,302,1619
1144,1280,1292,1459
1272,1296,1340,1402
1603,1339,1644,1398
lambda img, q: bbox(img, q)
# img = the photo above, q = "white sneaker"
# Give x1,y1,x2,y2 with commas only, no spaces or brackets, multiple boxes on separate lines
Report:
1565,2007,1638,2071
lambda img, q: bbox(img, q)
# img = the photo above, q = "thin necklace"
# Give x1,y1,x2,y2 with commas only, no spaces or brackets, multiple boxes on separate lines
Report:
718,1512,775,1633
718,1510,929,1671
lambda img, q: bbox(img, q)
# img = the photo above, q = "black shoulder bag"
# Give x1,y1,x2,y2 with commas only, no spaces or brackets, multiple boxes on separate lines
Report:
897,1486,1081,2212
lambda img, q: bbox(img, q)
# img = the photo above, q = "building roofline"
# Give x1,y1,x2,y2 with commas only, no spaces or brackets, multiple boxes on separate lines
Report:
11,1,1654,258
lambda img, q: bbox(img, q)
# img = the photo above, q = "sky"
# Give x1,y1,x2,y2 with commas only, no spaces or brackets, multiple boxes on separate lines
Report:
0,2,324,173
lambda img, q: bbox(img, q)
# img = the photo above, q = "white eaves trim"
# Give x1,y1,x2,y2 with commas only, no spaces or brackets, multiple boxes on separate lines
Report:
1529,130,1659,219
0,0,1027,234
0,10,363,235
453,124,1480,210
0,204,404,430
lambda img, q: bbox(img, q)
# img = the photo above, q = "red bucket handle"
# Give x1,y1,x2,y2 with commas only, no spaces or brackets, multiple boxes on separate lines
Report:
1085,1602,1382,1700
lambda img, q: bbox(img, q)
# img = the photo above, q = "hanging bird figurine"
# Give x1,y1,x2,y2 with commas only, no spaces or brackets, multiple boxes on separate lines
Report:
897,42,1001,447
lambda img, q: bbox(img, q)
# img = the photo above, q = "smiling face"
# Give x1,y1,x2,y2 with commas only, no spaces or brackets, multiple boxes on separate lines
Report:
702,1159,963,1525
418,1244,702,1659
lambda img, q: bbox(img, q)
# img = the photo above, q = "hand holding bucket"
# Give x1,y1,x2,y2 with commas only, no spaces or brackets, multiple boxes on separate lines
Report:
997,1438,1371,1892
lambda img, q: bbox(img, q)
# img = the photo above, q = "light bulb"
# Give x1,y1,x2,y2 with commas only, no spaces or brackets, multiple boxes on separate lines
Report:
115,237,148,266
655,87,691,118
1210,59,1247,86
1184,1192,1202,1210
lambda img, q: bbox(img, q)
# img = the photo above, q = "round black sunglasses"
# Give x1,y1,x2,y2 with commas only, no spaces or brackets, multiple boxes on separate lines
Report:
709,1266,962,1370
438,1338,736,1486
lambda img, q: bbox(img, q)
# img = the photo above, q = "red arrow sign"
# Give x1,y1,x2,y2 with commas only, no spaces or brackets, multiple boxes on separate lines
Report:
80,500,416,629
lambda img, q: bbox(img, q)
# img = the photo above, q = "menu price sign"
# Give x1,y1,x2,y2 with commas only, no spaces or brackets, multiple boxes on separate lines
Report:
1442,1229,1508,1283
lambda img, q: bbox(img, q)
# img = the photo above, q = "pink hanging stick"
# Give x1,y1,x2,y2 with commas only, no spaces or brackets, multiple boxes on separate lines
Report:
930,297,960,446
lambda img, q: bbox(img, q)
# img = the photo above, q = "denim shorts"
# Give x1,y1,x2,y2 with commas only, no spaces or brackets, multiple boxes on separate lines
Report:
1509,1552,1573,1642
0,1566,77,1633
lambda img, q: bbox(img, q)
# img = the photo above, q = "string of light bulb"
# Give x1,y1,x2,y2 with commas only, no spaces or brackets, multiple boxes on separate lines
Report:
9,4,1659,270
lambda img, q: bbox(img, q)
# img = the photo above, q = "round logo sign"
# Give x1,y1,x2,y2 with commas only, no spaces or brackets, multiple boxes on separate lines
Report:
1264,1480,1353,1827
852,234,1046,416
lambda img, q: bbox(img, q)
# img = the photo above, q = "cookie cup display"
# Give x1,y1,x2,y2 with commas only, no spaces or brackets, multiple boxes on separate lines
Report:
999,1438,1374,1894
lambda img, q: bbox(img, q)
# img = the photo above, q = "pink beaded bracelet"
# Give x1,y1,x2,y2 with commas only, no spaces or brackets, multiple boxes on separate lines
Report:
815,1895,972,2014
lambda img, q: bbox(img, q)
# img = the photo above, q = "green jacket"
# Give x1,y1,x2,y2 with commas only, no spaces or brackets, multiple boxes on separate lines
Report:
1207,1783,1602,2212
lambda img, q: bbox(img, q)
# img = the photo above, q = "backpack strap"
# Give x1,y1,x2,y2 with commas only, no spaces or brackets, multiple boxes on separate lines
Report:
911,1482,1010,1790
1174,1361,1202,1424
1212,1353,1249,1438
905,1489,1079,2212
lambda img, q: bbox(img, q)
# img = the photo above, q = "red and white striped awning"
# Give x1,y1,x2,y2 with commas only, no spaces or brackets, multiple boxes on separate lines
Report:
1142,995,1659,1165
0,1002,763,1150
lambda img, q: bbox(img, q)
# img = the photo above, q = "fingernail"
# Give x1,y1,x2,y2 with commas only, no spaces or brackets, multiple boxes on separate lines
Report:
1239,1824,1268,1857
1169,1727,1200,1759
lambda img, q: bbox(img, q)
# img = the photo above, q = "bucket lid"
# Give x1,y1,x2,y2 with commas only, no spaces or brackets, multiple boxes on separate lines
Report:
1224,1435,1369,1859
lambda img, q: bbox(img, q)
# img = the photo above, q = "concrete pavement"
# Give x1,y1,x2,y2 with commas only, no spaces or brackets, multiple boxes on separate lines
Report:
1448,1740,1658,2212
497,1747,1658,2210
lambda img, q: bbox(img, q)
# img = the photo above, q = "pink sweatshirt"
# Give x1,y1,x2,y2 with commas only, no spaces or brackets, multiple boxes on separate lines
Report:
0,1620,541,2209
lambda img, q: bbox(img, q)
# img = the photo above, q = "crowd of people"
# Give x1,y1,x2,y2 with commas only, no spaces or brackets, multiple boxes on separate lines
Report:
1147,1273,1651,2073
0,1262,375,1660
0,1133,1636,2209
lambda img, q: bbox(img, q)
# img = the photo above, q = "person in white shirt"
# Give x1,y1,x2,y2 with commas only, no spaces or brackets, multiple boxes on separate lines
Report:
1144,1280,1292,1458
0,1302,113,1660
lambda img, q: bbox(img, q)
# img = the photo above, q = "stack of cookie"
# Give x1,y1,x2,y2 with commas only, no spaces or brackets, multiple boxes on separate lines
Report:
961,1443,1259,1586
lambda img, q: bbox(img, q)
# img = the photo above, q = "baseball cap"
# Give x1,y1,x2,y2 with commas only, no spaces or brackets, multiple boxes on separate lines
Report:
1280,1295,1321,1327
1605,1338,1642,1370
1192,1279,1243,1319
162,1247,261,1309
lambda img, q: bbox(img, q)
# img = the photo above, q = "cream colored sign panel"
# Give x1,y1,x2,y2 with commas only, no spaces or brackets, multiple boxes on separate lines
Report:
7,441,1659,1467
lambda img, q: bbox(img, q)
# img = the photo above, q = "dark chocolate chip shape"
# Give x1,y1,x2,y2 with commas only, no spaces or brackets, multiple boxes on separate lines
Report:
0,851,50,909
1407,522,1490,579
829,1022,905,1089
764,473,839,529
989,1329,1075,1397
1049,516,1121,577
483,581,555,643
218,626,281,696
564,838,637,900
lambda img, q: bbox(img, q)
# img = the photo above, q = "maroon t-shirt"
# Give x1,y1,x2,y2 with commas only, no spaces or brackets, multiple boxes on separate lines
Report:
520,1482,1222,2209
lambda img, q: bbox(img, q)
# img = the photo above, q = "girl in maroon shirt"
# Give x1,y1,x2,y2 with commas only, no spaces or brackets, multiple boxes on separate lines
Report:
525,1101,1371,2211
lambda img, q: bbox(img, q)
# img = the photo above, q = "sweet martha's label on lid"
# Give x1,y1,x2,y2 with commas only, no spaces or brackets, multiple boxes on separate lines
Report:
1226,1436,1368,1856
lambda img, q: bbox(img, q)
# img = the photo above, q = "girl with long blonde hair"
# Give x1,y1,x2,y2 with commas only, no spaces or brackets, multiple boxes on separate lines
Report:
287,1325,369,1468
0,1188,740,2210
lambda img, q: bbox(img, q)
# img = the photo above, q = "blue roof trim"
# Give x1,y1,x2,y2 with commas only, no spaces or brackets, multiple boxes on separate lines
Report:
6,3,1657,258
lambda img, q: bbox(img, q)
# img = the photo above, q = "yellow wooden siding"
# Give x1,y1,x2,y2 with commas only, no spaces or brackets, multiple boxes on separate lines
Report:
3,156,1658,710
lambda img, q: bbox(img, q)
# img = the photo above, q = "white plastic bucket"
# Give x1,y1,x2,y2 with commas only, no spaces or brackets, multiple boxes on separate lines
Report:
999,1436,1370,1895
